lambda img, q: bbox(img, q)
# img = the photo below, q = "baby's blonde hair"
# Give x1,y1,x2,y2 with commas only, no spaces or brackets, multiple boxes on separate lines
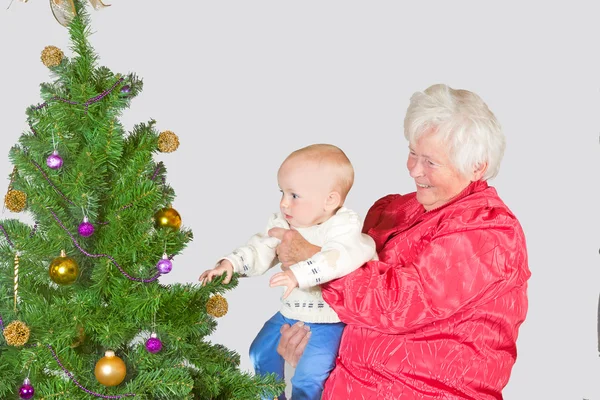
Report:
283,144,354,202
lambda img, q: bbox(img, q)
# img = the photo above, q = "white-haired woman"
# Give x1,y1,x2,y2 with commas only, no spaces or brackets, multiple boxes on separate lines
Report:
269,84,531,399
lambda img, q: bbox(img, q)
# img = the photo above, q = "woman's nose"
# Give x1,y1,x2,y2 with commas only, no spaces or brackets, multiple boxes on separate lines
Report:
408,158,424,178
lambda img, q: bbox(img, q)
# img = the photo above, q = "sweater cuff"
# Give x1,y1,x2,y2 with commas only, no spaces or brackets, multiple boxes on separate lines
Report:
218,251,246,275
290,256,320,290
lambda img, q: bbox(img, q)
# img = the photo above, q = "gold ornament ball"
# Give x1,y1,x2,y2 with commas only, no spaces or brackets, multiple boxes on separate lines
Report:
94,350,127,387
157,130,180,153
4,189,27,212
49,252,79,285
41,45,64,68
206,294,228,318
3,320,30,347
154,207,181,230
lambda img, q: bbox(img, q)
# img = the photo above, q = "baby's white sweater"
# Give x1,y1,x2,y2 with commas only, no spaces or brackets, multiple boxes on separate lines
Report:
220,207,377,323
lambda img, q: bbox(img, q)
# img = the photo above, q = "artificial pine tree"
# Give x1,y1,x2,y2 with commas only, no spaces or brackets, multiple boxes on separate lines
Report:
0,2,284,398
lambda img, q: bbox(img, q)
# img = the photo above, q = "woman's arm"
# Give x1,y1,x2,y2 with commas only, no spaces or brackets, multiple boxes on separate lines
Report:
322,221,528,334
290,211,376,289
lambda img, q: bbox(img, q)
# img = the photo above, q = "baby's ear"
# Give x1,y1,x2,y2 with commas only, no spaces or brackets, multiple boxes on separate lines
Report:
324,191,342,211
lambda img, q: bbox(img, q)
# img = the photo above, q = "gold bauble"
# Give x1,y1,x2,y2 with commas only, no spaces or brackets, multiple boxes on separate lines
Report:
157,130,180,153
206,294,228,318
49,250,79,285
4,189,27,212
41,45,64,68
3,320,30,347
94,350,127,387
154,207,181,230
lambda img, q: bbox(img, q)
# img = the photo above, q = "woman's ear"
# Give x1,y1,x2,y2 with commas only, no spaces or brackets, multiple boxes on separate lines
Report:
324,191,342,211
472,162,488,181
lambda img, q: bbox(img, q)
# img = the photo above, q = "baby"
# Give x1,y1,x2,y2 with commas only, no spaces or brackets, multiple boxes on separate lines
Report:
199,143,376,400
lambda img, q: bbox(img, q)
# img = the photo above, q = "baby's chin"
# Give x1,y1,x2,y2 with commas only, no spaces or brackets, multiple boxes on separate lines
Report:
288,221,319,230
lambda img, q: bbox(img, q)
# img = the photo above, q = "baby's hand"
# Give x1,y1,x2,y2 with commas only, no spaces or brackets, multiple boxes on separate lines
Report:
269,270,299,299
199,260,234,285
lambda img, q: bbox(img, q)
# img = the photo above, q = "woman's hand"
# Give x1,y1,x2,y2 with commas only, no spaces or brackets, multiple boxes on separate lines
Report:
268,228,321,269
276,322,311,367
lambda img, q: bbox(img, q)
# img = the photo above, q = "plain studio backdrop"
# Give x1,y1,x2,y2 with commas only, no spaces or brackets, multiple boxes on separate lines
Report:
1,2,599,399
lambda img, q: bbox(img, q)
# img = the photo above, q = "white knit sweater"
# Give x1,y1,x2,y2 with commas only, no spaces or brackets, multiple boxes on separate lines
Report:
219,207,377,323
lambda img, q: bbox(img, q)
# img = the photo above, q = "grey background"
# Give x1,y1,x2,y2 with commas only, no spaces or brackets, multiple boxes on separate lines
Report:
1,2,599,399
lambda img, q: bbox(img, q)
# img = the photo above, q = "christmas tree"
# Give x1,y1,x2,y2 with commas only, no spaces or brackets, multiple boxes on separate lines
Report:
0,2,284,398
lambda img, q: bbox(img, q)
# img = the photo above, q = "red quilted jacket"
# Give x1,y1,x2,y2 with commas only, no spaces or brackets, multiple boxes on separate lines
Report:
321,180,530,399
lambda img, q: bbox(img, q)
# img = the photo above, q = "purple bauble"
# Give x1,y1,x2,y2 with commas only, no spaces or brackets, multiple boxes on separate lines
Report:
120,85,131,95
46,150,63,170
19,378,34,400
156,257,173,274
78,217,95,237
145,333,163,354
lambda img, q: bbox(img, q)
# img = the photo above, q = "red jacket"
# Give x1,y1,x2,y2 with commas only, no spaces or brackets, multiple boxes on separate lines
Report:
321,180,530,399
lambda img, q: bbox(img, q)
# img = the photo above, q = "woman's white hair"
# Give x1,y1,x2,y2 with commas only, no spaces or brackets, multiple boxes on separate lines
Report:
403,84,505,181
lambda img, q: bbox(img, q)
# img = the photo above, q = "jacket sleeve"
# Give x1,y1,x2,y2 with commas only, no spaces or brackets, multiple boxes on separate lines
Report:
218,213,289,276
289,210,377,289
321,214,527,334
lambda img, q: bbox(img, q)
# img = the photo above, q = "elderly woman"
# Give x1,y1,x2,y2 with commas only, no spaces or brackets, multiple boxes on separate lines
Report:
269,84,530,399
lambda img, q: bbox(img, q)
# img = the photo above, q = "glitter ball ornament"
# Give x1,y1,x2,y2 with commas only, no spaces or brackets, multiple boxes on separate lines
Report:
94,350,127,387
206,294,228,318
78,217,95,237
46,150,64,169
4,189,27,212
19,378,35,400
154,207,181,230
49,250,79,285
157,130,180,153
145,333,163,354
156,253,173,274
3,320,30,347
41,45,64,67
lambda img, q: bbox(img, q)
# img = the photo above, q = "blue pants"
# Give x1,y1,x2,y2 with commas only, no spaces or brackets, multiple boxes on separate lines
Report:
249,312,345,400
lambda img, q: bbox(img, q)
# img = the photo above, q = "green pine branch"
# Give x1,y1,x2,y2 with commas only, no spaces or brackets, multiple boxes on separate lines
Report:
0,0,285,398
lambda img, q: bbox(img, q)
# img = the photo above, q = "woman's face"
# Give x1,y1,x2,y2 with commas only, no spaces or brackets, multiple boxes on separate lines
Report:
406,131,472,211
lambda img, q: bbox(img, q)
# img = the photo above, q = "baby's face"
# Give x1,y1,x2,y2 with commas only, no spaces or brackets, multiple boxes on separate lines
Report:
277,158,335,229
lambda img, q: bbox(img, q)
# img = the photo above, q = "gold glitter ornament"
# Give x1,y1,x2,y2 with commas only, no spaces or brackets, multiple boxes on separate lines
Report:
41,45,64,67
157,130,180,153
206,294,228,318
4,189,27,212
3,320,30,347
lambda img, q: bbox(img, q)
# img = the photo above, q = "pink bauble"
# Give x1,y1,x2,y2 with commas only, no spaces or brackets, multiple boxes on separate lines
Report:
46,150,63,169
19,378,35,399
145,333,163,354
78,218,95,237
